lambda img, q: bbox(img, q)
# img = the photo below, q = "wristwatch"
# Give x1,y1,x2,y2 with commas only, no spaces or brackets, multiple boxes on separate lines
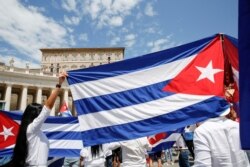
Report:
56,84,61,88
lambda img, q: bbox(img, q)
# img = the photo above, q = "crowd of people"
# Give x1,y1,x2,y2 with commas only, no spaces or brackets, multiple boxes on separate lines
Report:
1,72,250,167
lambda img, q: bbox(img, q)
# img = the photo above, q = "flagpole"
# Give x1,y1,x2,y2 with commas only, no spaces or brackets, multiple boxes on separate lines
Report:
220,33,234,87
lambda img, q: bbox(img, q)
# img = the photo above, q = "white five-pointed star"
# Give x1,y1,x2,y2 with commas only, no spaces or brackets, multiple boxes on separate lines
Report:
0,125,15,141
195,60,223,83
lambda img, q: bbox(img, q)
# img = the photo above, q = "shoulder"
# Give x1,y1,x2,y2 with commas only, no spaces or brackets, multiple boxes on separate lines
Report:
80,147,89,157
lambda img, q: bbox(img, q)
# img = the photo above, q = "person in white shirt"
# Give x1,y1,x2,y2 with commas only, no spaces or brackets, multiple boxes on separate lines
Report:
109,137,152,167
79,144,111,167
193,114,250,167
12,72,67,167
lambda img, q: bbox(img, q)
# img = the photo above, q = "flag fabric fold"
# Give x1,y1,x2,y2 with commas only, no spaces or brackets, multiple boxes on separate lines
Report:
67,34,235,146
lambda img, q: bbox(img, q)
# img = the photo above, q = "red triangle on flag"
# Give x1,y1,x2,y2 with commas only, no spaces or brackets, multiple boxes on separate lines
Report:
163,37,225,97
0,112,19,149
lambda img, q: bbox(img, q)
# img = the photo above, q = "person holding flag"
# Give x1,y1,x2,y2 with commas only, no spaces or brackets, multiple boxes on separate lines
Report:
11,72,67,167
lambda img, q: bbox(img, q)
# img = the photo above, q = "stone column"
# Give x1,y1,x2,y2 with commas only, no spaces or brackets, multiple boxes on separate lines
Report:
20,85,28,111
4,83,12,111
36,87,42,104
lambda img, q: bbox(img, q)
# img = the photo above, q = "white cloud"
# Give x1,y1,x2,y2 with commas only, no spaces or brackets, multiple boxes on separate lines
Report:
110,37,120,46
124,34,136,47
64,15,80,25
79,33,88,42
69,35,76,46
147,36,176,53
144,3,156,16
62,0,77,12
0,54,40,68
82,0,142,28
145,27,156,34
0,0,67,62
67,27,74,33
109,16,123,27
28,5,46,13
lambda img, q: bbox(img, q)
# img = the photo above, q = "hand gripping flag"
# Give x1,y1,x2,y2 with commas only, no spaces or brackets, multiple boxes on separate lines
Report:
0,110,83,157
67,34,236,146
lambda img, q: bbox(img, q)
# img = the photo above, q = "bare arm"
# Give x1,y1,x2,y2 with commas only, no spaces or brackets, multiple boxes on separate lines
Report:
45,72,68,109
79,156,84,167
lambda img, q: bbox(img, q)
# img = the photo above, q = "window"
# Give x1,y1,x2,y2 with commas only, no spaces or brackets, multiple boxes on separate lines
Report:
56,63,60,73
50,64,54,73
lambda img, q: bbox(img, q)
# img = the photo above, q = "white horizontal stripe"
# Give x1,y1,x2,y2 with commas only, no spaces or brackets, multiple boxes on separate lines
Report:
41,123,81,132
5,139,83,150
15,120,81,132
6,144,14,149
49,139,83,149
151,133,181,147
78,93,213,131
70,55,196,100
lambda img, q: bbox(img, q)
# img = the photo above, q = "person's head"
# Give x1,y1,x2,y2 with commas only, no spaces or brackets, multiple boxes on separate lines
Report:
21,103,43,125
91,144,103,158
12,103,43,167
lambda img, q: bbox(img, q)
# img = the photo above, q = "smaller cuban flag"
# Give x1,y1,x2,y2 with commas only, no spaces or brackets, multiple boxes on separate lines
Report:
59,101,73,117
0,110,83,157
148,128,184,153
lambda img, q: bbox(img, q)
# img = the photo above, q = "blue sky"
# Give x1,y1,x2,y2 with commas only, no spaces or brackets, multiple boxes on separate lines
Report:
0,0,238,68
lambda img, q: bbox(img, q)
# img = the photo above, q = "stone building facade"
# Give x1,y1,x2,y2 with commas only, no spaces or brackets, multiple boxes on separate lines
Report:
0,47,124,116
41,48,124,75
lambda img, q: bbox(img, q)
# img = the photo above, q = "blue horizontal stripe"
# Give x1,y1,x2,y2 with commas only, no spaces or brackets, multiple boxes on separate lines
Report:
45,116,78,124
67,35,215,85
75,80,173,115
149,141,176,154
0,148,13,156
49,149,81,157
81,97,229,146
0,148,82,157
1,110,22,121
45,131,82,140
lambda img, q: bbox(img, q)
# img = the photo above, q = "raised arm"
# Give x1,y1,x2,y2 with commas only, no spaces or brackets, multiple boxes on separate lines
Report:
45,71,68,109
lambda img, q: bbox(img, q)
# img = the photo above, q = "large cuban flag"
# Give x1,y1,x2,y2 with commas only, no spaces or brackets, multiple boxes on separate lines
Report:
0,110,83,157
67,34,235,146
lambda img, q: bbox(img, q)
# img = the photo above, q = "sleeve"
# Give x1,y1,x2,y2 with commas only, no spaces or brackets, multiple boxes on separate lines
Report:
80,148,88,158
103,143,113,157
193,128,212,167
107,141,121,151
27,106,50,133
